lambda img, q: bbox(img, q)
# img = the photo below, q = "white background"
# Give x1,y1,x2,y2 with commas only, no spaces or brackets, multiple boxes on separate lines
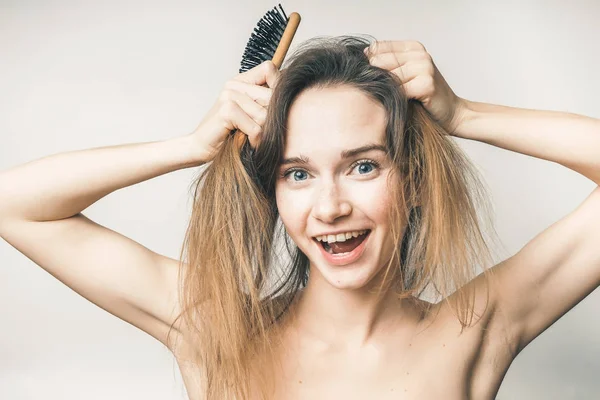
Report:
1,0,599,398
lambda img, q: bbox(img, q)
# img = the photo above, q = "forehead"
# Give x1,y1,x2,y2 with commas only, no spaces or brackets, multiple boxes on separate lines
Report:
284,85,387,156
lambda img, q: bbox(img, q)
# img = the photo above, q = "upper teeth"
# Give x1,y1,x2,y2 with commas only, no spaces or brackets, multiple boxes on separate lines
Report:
315,230,368,243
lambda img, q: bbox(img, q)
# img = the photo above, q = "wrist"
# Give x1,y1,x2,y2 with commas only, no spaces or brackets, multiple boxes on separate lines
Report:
166,134,209,169
450,98,477,139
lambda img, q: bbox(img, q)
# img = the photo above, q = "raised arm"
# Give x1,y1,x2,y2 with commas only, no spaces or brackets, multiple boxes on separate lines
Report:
365,41,600,353
453,100,600,352
0,134,206,347
0,59,280,350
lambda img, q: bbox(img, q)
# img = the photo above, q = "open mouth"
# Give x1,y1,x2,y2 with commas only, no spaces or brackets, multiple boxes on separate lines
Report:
314,229,371,255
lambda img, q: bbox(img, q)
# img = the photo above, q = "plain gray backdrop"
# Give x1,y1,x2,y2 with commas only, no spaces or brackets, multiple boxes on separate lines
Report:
1,0,599,399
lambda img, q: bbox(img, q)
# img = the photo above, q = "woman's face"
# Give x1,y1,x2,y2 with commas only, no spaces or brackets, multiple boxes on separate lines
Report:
275,85,403,290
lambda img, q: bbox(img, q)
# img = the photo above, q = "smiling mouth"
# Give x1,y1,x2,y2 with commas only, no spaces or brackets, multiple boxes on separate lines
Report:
314,230,371,254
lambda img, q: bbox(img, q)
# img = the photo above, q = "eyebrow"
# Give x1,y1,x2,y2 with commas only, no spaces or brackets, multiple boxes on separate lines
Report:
280,143,388,167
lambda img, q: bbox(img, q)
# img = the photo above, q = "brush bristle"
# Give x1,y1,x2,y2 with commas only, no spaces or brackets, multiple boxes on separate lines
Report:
239,3,289,73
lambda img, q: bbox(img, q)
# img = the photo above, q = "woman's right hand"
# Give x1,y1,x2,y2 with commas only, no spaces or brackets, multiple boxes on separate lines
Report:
189,60,280,163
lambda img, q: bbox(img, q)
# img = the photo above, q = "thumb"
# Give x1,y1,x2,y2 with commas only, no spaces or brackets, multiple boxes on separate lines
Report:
267,68,280,90
236,60,279,88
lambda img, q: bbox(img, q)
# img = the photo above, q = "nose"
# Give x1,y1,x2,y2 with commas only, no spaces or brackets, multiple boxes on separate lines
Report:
310,180,352,223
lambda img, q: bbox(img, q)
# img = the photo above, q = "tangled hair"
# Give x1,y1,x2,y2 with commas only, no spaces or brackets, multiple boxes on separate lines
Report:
169,35,501,399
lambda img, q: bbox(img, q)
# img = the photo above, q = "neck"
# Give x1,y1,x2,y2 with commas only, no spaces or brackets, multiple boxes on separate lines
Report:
289,264,411,350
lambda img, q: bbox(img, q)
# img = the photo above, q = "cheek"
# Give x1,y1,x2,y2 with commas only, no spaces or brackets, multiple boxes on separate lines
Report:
275,186,292,220
275,186,309,234
356,180,394,219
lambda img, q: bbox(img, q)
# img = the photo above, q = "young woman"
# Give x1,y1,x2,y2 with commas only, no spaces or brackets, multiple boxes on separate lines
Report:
1,36,599,399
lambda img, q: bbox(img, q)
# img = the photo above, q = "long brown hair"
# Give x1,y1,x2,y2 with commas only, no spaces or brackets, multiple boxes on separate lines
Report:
169,35,501,399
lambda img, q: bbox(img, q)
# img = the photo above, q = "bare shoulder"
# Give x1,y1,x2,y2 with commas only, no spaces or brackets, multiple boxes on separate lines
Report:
415,291,518,398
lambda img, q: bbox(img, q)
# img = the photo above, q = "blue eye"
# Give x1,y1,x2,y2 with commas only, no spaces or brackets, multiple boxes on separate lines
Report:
281,159,380,183
356,162,375,174
289,170,308,182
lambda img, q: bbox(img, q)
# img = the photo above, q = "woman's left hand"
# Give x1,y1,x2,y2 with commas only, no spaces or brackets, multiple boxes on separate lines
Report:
365,40,467,135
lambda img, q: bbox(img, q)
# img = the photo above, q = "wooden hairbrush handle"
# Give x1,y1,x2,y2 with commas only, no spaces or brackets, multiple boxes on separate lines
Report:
234,12,301,151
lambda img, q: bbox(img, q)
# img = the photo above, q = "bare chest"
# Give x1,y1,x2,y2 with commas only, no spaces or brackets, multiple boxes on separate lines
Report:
267,322,512,400
177,311,514,400
271,346,466,399
179,352,475,400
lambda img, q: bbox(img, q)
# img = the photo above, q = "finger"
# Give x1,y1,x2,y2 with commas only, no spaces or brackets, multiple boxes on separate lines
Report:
235,60,280,89
365,40,426,56
390,60,434,84
400,74,434,99
231,90,267,131
264,62,280,89
369,50,431,71
222,96,263,148
225,80,272,107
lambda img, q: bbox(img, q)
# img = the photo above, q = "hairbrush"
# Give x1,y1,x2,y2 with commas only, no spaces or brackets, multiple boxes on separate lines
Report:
233,3,301,151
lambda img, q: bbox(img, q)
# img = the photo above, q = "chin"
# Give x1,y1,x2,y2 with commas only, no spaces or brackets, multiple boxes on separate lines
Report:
315,262,382,290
